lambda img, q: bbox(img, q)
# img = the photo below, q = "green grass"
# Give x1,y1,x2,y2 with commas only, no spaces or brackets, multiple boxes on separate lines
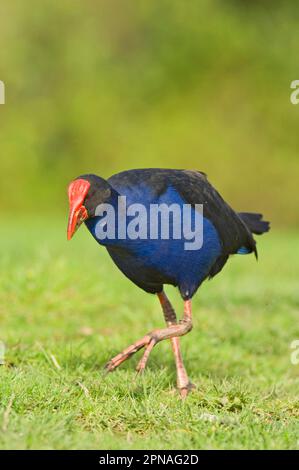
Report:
0,218,298,449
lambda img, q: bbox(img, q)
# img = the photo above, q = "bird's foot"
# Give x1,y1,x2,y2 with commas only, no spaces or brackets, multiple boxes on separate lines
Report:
105,319,194,400
178,381,196,399
104,333,157,373
104,322,190,373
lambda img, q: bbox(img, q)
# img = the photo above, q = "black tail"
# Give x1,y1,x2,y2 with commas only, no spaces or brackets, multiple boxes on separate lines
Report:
238,212,270,235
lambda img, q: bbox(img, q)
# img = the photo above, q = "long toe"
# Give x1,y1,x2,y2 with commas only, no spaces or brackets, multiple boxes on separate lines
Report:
104,334,152,372
135,338,157,374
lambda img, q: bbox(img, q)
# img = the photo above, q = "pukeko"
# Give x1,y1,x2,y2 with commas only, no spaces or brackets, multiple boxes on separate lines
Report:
67,169,270,397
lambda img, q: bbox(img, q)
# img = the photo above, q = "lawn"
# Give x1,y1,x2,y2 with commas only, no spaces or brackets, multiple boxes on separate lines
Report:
0,217,298,450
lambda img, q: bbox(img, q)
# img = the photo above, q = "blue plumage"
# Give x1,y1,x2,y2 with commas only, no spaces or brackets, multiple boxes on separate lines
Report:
86,183,221,299
237,246,251,255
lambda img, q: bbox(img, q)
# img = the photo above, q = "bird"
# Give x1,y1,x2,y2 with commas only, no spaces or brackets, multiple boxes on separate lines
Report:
67,169,270,397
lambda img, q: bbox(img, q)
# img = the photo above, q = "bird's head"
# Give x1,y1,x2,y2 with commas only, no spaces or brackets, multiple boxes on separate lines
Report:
67,174,112,240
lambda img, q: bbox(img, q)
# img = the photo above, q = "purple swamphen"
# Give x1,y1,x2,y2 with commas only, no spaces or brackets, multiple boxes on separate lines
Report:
67,169,270,397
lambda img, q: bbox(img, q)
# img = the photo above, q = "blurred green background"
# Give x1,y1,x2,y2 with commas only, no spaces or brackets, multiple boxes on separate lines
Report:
0,0,298,226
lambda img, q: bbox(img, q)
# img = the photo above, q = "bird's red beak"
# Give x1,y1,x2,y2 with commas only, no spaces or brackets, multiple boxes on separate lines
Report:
67,179,90,240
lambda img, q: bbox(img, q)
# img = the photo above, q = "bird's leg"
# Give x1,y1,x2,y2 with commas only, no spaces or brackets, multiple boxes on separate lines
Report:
155,291,195,397
105,294,194,397
136,292,188,377
134,290,179,374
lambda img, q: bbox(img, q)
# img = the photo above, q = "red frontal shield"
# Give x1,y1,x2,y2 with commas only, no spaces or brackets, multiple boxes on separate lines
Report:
67,179,90,240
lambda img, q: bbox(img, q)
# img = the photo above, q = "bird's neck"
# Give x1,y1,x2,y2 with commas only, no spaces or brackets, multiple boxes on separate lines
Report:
85,188,126,247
